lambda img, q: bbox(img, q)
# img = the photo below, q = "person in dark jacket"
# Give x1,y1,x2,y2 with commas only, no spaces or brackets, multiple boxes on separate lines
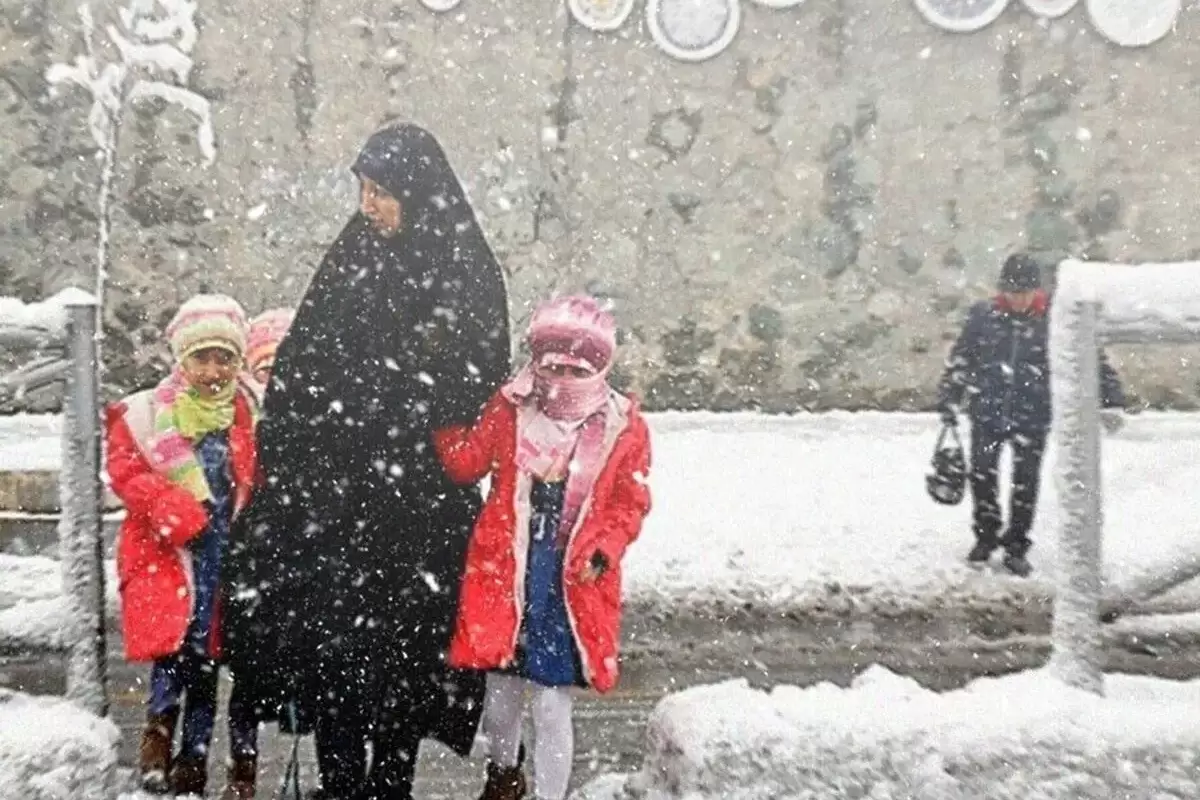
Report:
222,124,512,799
937,253,1125,577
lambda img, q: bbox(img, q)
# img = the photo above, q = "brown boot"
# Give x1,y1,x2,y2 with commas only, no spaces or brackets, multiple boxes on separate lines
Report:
221,755,257,799
169,754,208,796
138,710,177,795
477,761,527,800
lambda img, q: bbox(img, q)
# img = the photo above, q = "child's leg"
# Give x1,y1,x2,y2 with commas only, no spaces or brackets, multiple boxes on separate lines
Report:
530,684,574,800
481,672,525,767
141,657,184,787
148,657,184,717
177,655,220,761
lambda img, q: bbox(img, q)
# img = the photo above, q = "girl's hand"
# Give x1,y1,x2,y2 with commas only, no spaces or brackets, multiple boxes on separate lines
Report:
579,551,608,583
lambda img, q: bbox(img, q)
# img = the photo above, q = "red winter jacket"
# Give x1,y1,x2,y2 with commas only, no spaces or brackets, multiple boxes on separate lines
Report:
106,389,257,663
433,391,652,693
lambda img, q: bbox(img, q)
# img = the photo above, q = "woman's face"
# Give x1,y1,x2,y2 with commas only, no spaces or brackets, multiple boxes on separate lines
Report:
181,346,241,398
360,177,403,237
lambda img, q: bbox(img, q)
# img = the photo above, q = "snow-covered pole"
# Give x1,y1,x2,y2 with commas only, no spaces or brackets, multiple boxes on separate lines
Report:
58,291,109,717
1047,286,1104,696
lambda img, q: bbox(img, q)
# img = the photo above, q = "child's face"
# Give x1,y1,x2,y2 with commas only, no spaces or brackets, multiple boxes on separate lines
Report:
181,346,242,398
536,362,595,380
252,361,273,387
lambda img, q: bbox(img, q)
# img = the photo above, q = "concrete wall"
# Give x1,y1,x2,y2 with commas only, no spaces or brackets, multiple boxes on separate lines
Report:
2,0,1200,409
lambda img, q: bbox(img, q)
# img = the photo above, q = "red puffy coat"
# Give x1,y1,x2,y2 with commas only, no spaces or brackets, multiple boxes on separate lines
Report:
433,391,652,693
106,389,257,663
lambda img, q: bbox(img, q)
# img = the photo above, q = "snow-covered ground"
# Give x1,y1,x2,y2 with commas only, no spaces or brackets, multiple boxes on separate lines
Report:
4,411,1200,619
0,689,120,800
0,555,118,652
633,411,1200,615
577,665,1200,800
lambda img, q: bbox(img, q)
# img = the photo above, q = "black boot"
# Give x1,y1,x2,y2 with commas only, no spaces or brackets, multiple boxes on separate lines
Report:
477,761,527,800
966,540,995,567
1002,551,1032,578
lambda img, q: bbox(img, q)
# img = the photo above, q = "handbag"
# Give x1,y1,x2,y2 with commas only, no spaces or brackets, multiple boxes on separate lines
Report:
926,423,967,506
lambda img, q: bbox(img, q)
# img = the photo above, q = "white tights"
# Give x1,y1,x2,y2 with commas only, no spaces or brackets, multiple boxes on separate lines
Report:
481,672,574,800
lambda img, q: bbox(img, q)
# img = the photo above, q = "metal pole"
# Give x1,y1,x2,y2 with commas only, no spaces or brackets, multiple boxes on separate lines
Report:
58,293,108,717
1048,297,1104,695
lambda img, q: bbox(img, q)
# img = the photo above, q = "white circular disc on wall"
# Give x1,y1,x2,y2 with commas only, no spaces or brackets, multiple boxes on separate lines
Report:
749,0,807,9
568,0,638,32
1087,0,1180,46
912,0,1010,32
1021,0,1078,17
419,0,462,12
646,0,742,62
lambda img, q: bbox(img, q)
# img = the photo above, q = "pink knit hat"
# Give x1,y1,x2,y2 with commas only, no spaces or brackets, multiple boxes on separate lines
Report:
526,295,617,375
246,308,294,372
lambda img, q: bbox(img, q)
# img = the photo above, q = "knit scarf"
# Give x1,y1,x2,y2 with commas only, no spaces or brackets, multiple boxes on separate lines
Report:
502,364,612,548
148,370,242,503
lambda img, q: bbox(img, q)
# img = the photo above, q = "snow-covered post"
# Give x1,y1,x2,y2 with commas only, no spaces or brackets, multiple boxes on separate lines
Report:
57,291,109,717
1048,288,1104,695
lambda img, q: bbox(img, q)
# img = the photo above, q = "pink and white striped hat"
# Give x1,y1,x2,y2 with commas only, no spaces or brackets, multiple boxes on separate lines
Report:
526,295,617,375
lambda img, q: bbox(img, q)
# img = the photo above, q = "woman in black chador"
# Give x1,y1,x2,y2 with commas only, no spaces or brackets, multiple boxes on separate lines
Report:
223,124,511,799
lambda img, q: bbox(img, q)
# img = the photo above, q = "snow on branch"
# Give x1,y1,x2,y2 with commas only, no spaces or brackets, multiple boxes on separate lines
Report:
119,0,199,51
1056,259,1200,344
128,79,215,163
46,0,216,167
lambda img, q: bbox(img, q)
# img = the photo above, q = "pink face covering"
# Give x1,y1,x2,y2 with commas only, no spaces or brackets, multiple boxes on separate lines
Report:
533,365,611,423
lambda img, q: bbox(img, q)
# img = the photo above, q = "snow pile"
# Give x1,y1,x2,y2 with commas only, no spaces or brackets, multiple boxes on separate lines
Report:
1057,259,1200,341
583,666,1200,800
0,689,120,799
0,290,92,342
0,554,63,608
0,555,119,653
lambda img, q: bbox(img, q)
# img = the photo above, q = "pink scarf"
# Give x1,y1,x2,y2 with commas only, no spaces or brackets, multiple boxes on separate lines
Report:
502,363,612,548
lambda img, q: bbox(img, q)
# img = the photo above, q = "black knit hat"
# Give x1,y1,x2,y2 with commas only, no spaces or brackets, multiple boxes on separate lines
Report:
998,253,1042,292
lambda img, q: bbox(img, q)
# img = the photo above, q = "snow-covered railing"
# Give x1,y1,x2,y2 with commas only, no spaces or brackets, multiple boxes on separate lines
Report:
1049,259,1200,696
0,290,108,717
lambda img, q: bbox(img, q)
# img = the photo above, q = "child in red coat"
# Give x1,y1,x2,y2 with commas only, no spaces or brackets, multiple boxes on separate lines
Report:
106,295,261,799
244,307,294,397
434,295,653,800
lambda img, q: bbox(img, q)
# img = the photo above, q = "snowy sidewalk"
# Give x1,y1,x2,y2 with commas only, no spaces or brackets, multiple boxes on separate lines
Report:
629,411,1200,616
4,411,1200,626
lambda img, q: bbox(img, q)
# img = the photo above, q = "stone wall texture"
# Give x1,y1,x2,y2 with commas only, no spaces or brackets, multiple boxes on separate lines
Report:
2,0,1200,410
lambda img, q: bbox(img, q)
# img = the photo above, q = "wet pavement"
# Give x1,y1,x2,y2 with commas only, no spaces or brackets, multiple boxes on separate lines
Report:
2,605,1199,798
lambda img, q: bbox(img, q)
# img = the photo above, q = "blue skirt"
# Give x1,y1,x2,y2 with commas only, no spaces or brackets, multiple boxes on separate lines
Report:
505,480,584,688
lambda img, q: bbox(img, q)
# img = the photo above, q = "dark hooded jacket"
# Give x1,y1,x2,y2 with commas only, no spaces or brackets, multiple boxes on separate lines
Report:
222,125,510,751
937,290,1124,432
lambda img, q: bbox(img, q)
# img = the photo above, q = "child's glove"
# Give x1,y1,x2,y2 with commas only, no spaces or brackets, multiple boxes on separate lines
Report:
580,551,609,583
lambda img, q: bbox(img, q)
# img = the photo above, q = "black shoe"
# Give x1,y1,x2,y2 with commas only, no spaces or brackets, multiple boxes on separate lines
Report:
966,541,995,566
1002,552,1032,577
